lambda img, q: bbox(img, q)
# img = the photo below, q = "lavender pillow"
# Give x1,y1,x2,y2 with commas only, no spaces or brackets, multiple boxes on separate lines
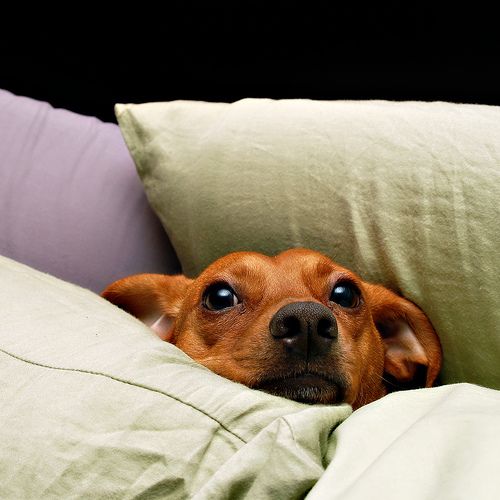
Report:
0,89,179,292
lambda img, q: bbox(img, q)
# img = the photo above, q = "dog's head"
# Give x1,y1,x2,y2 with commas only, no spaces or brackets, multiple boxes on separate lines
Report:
102,248,442,409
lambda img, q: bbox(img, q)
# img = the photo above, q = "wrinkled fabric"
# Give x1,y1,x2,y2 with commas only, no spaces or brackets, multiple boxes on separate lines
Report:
308,384,500,500
1,257,500,498
116,99,500,390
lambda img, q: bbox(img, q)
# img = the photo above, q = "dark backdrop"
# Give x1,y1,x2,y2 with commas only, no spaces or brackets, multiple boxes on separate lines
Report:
2,5,499,123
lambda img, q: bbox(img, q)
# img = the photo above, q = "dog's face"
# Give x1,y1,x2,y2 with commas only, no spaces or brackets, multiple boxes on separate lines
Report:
102,249,442,409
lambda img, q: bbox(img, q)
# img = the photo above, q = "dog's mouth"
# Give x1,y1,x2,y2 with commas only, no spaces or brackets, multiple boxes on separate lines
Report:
253,371,347,405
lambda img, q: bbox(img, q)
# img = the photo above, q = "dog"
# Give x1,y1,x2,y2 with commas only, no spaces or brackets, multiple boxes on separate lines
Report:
102,248,442,409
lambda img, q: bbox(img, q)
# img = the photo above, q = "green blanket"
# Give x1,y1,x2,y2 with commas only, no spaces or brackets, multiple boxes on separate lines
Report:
1,255,499,498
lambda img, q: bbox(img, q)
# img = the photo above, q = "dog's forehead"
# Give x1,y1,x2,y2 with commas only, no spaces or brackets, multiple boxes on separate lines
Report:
203,249,347,282
274,248,341,275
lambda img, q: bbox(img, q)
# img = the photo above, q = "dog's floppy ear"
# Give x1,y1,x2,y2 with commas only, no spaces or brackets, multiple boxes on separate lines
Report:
363,283,442,389
102,274,192,342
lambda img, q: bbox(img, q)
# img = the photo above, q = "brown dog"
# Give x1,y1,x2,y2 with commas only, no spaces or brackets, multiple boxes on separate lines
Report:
102,248,442,409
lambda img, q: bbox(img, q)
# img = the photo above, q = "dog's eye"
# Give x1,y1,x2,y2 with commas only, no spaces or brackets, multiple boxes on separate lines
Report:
330,282,361,308
202,283,240,311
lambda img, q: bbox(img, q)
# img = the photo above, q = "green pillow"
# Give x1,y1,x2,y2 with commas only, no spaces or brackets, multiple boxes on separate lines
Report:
0,255,350,498
116,99,500,389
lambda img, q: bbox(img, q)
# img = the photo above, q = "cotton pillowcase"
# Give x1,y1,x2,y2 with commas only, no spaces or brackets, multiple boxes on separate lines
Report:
115,99,500,390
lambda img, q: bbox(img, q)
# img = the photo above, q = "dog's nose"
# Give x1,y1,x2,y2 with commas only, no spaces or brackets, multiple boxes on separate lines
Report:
269,301,338,358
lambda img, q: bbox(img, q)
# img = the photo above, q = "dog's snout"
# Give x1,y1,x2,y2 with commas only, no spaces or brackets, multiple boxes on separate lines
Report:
269,301,337,358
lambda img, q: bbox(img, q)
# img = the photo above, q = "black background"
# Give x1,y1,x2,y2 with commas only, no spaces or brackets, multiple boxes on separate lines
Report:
2,4,499,123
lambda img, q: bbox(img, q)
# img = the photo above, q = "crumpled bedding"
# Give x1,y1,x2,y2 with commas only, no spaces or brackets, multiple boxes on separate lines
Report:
1,255,499,499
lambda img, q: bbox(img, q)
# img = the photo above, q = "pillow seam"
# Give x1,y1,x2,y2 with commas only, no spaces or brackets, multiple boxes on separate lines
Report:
0,347,247,445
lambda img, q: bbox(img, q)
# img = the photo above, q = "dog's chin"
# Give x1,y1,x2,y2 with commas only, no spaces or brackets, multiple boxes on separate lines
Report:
253,373,347,405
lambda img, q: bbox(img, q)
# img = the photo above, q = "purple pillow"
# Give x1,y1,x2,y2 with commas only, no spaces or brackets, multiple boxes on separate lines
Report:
0,89,180,292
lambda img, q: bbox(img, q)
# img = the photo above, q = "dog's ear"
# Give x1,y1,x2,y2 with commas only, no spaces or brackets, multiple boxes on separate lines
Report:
363,283,442,389
102,274,192,342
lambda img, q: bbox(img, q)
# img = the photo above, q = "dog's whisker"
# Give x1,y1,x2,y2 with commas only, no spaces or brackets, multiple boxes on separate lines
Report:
374,372,406,390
